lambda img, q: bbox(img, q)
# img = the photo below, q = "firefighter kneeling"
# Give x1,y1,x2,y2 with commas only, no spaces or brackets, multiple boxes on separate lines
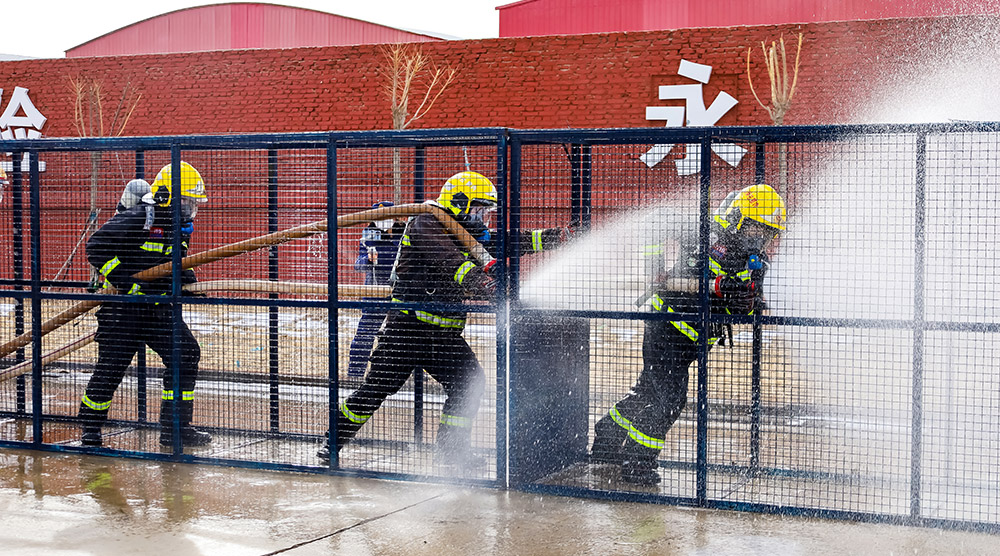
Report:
591,184,787,485
319,171,574,468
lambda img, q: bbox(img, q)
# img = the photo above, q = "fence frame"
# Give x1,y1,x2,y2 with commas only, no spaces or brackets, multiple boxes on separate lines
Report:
1,122,999,532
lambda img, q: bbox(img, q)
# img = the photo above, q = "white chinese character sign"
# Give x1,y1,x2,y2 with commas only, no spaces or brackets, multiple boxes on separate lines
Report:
0,87,46,139
641,60,745,175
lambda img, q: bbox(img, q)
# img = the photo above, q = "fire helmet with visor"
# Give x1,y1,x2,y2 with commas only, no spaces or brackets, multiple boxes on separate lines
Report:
437,171,497,214
437,171,498,234
150,161,207,224
713,184,786,253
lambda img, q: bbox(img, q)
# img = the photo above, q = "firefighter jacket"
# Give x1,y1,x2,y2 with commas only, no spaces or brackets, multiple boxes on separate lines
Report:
87,203,196,296
390,211,565,330
646,215,769,344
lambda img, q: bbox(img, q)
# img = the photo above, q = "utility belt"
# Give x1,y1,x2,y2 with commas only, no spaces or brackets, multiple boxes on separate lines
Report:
392,297,467,330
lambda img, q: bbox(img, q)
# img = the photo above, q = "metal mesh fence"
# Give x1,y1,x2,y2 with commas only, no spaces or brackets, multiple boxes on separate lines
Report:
1,124,999,531
511,125,1000,530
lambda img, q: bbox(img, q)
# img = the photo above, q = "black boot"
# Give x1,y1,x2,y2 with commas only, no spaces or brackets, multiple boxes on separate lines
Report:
435,423,484,469
317,409,366,463
590,413,627,464
316,431,339,463
179,399,212,446
160,399,212,447
78,401,109,447
620,442,661,486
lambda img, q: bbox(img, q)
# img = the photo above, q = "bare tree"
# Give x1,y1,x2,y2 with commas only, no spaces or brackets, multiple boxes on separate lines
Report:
58,76,142,283
746,33,803,193
376,44,457,203
68,75,142,138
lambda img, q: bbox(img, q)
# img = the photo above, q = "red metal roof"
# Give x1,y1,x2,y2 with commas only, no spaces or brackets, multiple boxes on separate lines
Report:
497,0,1000,36
67,2,443,58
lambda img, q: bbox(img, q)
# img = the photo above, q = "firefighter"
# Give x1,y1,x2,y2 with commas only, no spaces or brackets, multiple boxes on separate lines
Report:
78,161,210,448
590,184,786,485
346,200,406,377
318,171,572,467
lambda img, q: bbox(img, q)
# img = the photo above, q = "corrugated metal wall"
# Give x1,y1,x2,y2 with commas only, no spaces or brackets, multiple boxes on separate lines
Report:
67,3,440,58
500,0,642,37
499,0,1000,36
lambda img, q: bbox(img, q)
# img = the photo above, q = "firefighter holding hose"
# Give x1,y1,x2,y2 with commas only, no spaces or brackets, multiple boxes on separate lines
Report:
591,184,786,485
78,162,211,448
319,171,573,468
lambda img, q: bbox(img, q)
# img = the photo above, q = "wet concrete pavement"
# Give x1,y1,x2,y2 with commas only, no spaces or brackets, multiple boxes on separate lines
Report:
0,448,996,555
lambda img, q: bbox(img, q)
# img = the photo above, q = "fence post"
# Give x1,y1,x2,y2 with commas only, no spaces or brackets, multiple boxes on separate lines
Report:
412,146,426,445
503,134,522,486
12,150,26,416
268,148,281,434
135,150,148,424
167,150,184,456
326,137,340,467
910,131,928,518
29,151,42,444
496,132,509,484
750,141,767,471
696,135,713,506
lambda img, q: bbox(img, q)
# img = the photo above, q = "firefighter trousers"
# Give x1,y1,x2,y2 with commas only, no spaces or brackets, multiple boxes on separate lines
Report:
82,301,201,410
596,319,705,464
338,310,486,446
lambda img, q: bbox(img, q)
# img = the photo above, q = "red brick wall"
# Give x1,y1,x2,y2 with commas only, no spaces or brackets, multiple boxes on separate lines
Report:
1,14,995,285
0,14,994,136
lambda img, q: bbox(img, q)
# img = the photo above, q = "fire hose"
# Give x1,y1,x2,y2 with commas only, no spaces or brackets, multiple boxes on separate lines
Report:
0,202,485,362
0,280,391,382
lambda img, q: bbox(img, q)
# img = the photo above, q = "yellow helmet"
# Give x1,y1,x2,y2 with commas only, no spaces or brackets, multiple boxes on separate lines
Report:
437,171,498,216
150,161,206,206
715,184,786,233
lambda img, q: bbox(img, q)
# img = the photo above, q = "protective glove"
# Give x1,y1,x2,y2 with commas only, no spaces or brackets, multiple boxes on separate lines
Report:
466,259,498,298
712,276,753,298
712,276,757,314
559,224,581,243
121,280,149,295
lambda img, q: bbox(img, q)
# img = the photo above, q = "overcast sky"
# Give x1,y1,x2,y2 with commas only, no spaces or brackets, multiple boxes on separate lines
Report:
0,1,504,59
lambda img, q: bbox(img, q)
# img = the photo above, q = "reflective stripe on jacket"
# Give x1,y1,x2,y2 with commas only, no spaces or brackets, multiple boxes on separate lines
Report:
86,204,195,295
